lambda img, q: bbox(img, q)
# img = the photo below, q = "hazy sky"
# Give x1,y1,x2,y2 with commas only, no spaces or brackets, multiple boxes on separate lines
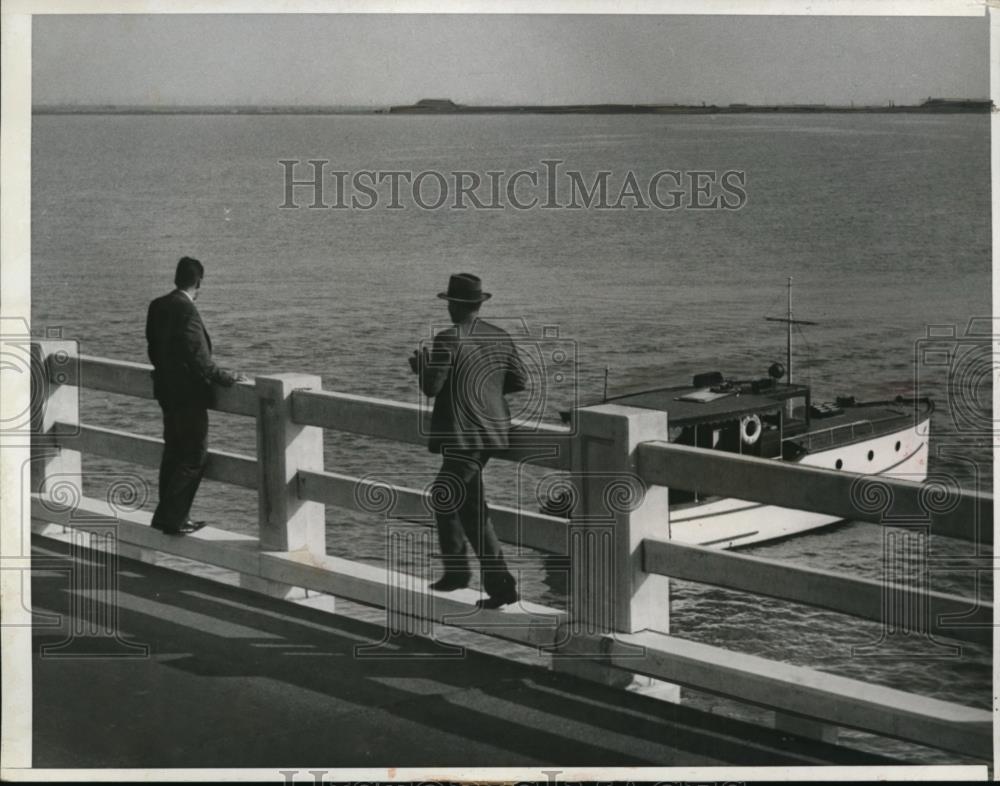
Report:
33,14,989,106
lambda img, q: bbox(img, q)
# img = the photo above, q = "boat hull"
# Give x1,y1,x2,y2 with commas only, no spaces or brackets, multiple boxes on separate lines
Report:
667,418,930,549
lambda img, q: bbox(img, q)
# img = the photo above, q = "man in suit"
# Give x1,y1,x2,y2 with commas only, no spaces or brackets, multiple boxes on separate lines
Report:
146,257,245,535
409,273,527,609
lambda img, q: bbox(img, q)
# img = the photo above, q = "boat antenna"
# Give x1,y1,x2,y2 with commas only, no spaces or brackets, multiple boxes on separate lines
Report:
603,366,609,403
787,276,793,383
764,276,817,385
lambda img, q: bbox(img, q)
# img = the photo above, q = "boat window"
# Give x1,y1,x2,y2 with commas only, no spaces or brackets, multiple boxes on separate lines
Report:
867,450,874,461
895,441,901,452
835,459,843,470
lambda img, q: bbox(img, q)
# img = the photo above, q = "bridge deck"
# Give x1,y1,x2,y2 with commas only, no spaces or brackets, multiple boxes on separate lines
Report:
30,535,900,770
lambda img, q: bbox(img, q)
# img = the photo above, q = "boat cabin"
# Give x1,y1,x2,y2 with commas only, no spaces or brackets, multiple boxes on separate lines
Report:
586,371,813,505
602,371,812,460
548,360,929,517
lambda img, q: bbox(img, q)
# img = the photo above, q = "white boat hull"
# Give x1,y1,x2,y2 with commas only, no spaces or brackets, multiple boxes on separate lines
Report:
667,419,930,549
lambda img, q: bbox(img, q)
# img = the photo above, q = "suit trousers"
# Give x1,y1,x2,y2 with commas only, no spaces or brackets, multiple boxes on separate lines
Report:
431,450,516,597
152,404,209,531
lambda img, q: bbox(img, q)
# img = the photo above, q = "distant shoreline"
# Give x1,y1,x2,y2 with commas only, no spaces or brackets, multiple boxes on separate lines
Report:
32,99,992,116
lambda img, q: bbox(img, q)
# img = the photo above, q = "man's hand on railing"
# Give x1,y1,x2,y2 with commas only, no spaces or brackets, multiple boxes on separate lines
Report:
233,372,251,384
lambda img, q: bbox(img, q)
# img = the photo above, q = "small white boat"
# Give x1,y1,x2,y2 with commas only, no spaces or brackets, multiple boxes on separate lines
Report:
551,279,933,549
653,391,929,549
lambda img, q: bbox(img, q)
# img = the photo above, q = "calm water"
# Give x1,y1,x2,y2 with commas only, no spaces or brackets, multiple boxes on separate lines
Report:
32,113,992,762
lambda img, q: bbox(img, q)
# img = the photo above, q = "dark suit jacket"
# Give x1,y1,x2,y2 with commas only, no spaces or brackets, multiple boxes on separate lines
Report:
420,319,528,454
146,290,235,409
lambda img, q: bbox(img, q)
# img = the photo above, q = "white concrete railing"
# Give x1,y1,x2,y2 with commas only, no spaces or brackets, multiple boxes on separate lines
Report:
643,539,991,646
637,441,992,544
39,349,573,551
28,343,992,761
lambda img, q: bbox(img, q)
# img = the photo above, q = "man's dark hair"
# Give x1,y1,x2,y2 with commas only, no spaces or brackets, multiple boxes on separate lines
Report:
174,256,205,289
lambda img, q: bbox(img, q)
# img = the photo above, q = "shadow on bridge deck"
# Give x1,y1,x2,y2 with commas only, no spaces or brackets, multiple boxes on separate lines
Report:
30,535,900,770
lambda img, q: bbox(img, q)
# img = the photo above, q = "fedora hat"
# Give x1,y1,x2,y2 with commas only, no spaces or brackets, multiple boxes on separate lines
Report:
437,273,492,303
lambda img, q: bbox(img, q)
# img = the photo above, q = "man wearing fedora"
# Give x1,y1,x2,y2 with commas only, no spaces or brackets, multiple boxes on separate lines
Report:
409,273,527,609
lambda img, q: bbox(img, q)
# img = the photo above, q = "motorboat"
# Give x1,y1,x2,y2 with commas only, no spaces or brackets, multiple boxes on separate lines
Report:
548,279,932,549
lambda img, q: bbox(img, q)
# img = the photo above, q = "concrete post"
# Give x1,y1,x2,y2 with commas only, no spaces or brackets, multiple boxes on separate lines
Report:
558,404,677,700
570,404,671,634
30,341,81,503
246,374,326,601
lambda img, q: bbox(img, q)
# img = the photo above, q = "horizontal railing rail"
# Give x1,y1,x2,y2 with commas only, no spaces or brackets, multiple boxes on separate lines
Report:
63,353,259,416
644,538,992,645
52,422,258,489
557,628,992,761
297,468,571,555
291,388,572,469
638,441,992,544
30,495,564,649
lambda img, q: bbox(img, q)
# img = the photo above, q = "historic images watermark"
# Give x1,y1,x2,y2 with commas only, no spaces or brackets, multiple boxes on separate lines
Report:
0,318,79,444
1,323,149,657
844,318,997,657
13,465,151,659
914,318,998,440
278,159,748,211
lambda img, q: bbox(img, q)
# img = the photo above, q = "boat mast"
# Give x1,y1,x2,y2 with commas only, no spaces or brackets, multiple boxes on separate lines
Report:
764,277,817,392
787,276,793,384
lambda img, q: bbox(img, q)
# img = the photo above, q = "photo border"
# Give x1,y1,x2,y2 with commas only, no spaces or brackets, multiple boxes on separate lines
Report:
1,1,994,781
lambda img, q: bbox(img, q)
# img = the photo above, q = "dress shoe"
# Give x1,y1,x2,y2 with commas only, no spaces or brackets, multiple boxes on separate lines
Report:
476,589,519,609
428,574,471,592
160,520,206,536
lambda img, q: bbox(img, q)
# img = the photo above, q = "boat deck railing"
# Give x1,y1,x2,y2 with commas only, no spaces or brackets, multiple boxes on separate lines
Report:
27,341,994,762
789,418,877,451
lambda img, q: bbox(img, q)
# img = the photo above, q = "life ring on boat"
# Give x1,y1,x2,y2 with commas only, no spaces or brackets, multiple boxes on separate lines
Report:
740,414,762,446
